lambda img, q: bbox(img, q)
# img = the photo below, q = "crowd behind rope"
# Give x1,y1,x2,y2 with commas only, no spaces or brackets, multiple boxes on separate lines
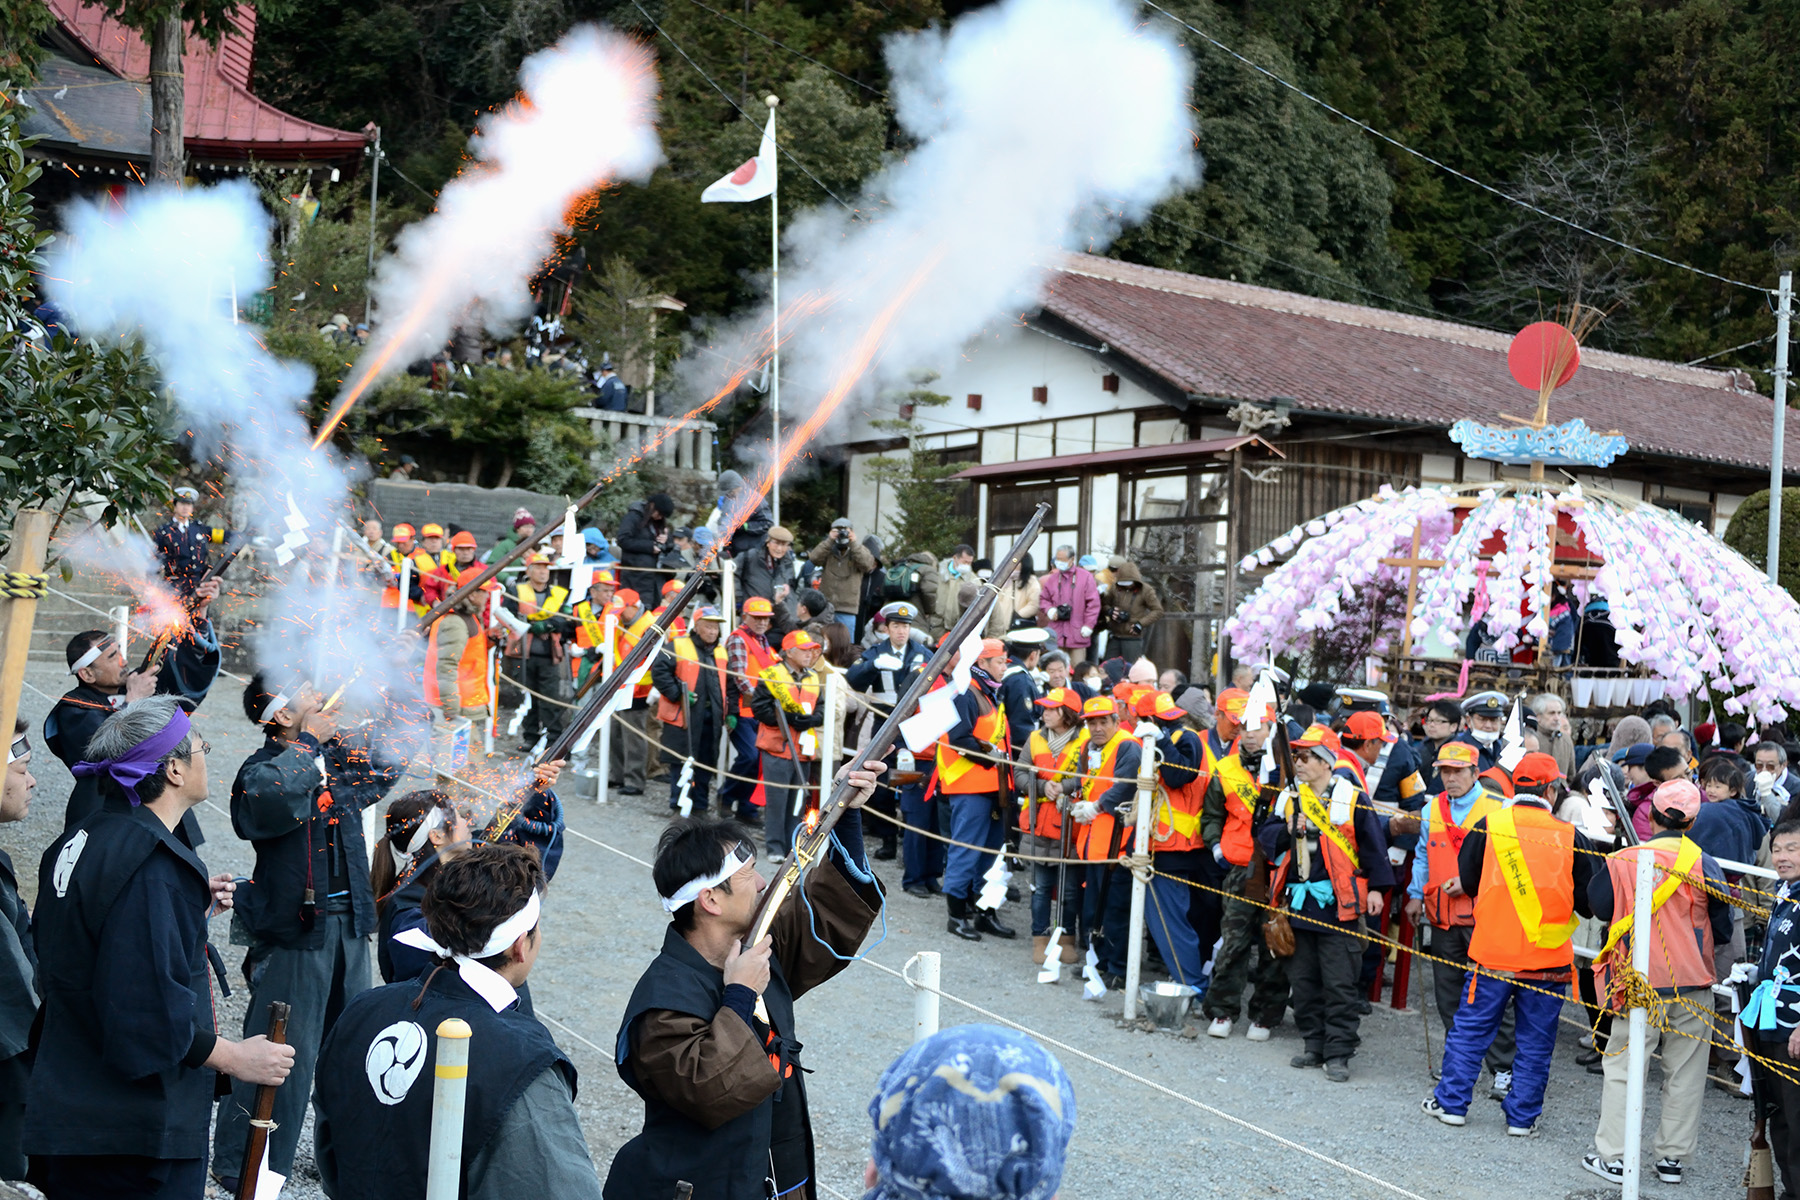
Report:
2,475,1798,1197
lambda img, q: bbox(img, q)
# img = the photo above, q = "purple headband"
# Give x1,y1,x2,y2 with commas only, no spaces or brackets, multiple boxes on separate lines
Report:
70,706,192,804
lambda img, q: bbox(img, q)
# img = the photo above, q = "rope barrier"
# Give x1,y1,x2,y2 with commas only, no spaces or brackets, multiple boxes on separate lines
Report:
0,571,47,600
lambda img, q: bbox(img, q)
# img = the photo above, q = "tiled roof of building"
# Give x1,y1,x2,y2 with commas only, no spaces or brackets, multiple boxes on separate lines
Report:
1044,253,1795,473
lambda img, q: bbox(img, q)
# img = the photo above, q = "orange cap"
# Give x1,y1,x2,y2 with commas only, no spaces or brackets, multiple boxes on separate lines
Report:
979,637,1007,660
1138,691,1185,721
1344,710,1397,744
523,551,551,565
591,570,617,586
1434,742,1481,770
661,579,682,596
742,597,774,617
392,523,415,540
1292,724,1339,761
1035,687,1083,713
1081,696,1118,719
1511,751,1563,789
783,630,821,651
615,588,641,610
1215,688,1249,719
419,523,444,538
449,530,477,549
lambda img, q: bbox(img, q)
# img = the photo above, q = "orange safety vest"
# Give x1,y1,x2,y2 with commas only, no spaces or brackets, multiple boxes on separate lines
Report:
1151,728,1208,853
1478,763,1515,799
1271,780,1367,923
572,598,614,651
1599,837,1716,991
619,611,657,700
731,628,779,718
406,548,455,615
656,635,726,728
1467,803,1579,974
935,689,1008,795
1076,730,1137,862
1210,753,1263,868
754,663,822,760
1421,789,1503,928
1021,729,1085,840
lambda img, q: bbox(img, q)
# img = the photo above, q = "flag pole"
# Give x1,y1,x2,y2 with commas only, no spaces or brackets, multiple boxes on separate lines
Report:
766,93,781,531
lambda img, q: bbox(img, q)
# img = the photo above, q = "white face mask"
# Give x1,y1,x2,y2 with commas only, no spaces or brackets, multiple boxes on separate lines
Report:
1470,727,1500,747
1056,559,1072,572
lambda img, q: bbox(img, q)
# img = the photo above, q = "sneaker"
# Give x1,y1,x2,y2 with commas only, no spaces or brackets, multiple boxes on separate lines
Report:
1246,1023,1272,1042
1506,1122,1538,1138
1207,1017,1232,1039
1581,1154,1625,1185
1290,1051,1324,1069
1420,1096,1465,1126
1655,1159,1683,1184
1323,1058,1350,1082
1489,1069,1512,1100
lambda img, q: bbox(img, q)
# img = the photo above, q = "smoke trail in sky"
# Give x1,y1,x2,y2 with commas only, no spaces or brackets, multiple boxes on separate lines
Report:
315,25,663,443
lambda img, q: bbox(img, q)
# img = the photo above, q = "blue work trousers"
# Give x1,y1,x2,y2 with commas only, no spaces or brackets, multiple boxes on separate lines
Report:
1433,972,1566,1128
718,716,760,821
900,783,944,890
1145,870,1210,989
943,792,1002,901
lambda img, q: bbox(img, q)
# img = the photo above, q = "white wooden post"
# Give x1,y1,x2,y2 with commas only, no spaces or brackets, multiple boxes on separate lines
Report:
1621,845,1657,1199
395,555,412,634
1121,737,1159,1021
596,613,616,804
424,1018,471,1200
908,951,941,1043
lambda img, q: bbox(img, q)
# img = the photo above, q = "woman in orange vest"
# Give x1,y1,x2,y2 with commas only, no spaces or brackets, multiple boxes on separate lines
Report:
1421,751,1597,1135
1022,687,1086,963
1261,724,1395,1082
937,639,1018,944
1403,740,1514,1096
1071,695,1142,984
1581,779,1734,1185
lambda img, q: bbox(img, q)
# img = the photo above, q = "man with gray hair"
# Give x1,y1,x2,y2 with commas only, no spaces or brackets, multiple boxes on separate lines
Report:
1528,693,1575,780
1038,545,1099,664
26,697,294,1198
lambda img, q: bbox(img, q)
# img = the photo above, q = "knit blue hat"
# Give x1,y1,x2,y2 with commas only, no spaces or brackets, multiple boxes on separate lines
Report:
864,1025,1075,1200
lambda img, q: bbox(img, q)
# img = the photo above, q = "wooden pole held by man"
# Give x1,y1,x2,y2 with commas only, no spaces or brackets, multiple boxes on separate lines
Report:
235,1001,293,1200
0,509,54,768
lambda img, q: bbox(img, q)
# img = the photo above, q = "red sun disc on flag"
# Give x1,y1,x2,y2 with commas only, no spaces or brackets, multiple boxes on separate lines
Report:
1507,321,1581,391
730,157,758,185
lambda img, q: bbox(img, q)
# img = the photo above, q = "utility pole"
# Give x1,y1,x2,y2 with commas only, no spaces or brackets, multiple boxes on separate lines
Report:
1768,271,1792,586
364,124,382,328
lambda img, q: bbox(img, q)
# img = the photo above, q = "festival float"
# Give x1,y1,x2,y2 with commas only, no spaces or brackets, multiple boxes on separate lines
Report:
1224,311,1800,730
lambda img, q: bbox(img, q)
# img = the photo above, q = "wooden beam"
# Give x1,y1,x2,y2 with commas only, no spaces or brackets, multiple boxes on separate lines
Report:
0,510,54,763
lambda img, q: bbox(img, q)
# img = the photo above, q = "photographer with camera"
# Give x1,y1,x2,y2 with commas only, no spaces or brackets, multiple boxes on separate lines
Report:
1038,545,1101,663
808,518,875,636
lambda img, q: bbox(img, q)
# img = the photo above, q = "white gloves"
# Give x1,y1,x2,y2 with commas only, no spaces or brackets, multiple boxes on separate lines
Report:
1079,626,1093,638
1071,800,1101,823
1135,720,1159,741
1212,843,1227,867
874,654,903,671
568,645,586,658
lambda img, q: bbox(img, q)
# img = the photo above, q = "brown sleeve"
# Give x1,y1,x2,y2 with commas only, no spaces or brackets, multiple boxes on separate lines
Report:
628,1008,781,1130
769,852,882,1000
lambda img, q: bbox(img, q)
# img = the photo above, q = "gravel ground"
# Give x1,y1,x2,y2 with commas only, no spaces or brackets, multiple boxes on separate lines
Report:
5,660,1755,1200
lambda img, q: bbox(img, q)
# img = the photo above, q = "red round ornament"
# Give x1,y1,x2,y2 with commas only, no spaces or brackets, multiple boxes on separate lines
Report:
1508,321,1581,391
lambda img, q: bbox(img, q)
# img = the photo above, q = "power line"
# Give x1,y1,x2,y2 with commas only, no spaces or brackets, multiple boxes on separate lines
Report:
1686,333,1775,366
1139,0,1769,297
628,0,859,215
678,0,889,99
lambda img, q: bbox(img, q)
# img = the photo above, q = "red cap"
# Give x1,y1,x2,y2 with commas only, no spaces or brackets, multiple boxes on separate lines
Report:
449,530,477,549
1344,710,1397,744
1511,751,1563,790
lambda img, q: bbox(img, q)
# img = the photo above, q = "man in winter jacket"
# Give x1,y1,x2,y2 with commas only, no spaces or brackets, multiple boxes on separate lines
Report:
1039,545,1101,663
807,518,874,632
1100,562,1162,663
712,469,773,557
733,527,804,617
615,493,676,599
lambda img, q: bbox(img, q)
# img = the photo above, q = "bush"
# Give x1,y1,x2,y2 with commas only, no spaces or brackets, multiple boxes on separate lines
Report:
1721,488,1800,599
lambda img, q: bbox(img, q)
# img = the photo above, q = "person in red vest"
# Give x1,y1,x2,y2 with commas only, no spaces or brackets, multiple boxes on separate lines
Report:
1260,724,1394,1082
1199,704,1287,1040
1404,741,1514,1099
721,597,779,824
1421,751,1598,1136
1581,778,1734,1186
937,639,1019,943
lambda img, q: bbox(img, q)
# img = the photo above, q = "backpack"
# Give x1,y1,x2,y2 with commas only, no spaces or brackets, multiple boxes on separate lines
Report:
882,564,921,601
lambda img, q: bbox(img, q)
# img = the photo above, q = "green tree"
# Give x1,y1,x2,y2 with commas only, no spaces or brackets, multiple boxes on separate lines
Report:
1722,489,1800,602
0,101,176,556
0,0,51,87
431,366,597,491
864,373,966,559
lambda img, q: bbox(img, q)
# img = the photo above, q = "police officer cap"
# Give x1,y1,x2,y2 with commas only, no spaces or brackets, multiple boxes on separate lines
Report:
1336,687,1391,716
172,486,199,502
1004,626,1050,647
1461,690,1508,717
879,602,919,624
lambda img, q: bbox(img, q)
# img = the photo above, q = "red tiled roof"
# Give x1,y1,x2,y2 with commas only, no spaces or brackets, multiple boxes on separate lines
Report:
1043,253,1797,475
950,434,1283,481
47,0,366,159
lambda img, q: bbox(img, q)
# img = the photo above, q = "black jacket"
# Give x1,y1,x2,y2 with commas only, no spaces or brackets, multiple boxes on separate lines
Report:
151,519,213,595
650,635,727,761
231,701,428,950
26,799,218,1158
0,848,34,1064
614,500,668,598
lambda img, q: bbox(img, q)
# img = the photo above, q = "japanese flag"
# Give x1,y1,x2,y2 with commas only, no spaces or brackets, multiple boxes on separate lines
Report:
701,112,777,203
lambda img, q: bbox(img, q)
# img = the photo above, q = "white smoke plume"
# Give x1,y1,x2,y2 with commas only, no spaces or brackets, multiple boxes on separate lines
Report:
723,0,1197,462
324,25,663,423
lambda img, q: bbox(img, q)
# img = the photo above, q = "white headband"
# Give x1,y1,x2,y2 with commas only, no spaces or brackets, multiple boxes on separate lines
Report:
7,732,28,765
68,640,112,675
660,843,754,913
388,804,449,873
393,891,542,1013
258,692,291,725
